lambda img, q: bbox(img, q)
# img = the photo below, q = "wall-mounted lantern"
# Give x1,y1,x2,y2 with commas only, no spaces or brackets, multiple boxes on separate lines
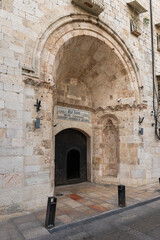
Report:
35,118,40,129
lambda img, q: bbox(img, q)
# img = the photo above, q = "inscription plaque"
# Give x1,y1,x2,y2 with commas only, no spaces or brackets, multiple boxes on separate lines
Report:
56,106,90,123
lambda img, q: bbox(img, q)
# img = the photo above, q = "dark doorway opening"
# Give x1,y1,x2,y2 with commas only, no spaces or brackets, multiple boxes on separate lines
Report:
55,128,87,186
67,150,80,180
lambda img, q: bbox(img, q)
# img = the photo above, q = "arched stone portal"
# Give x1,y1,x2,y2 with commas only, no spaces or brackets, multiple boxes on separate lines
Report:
22,12,142,188
55,129,87,186
54,35,135,109
53,34,135,183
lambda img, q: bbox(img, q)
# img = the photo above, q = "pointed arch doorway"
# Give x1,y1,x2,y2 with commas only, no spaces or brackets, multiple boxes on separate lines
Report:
55,128,87,186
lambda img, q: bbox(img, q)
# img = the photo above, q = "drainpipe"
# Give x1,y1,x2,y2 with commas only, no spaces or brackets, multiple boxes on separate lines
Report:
150,0,160,139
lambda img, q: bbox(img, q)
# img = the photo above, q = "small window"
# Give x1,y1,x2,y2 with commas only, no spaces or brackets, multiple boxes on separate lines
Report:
130,18,141,37
157,34,160,52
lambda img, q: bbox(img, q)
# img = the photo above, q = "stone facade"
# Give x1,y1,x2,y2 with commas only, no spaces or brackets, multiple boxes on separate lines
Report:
0,0,160,215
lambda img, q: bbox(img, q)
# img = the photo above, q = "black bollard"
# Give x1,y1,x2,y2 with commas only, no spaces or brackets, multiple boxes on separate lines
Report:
45,197,57,229
118,185,126,207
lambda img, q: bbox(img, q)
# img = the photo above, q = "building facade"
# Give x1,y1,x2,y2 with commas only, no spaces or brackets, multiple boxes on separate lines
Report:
0,0,160,215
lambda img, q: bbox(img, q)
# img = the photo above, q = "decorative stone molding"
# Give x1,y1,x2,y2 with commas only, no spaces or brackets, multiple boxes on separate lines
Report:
71,0,105,15
95,103,147,114
56,102,93,112
23,77,54,90
22,65,55,88
22,66,36,78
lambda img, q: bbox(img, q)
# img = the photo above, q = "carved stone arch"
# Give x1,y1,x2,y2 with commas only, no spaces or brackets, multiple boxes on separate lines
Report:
100,114,119,129
22,9,142,104
43,26,140,103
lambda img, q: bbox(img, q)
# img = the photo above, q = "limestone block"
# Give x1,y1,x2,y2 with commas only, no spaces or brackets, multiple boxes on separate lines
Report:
7,66,15,75
0,156,23,174
3,91,19,102
0,121,7,128
17,110,23,119
0,187,23,208
10,43,24,54
151,168,160,178
18,93,24,104
0,173,24,189
24,87,35,96
24,111,32,122
23,183,52,202
131,169,145,179
146,170,151,179
4,57,19,68
24,146,33,156
24,156,44,166
118,167,130,179
0,147,23,157
7,129,24,138
24,165,41,173
0,16,11,27
0,129,6,139
0,82,3,90
4,83,13,92
42,140,51,149
35,8,44,18
93,157,103,164
0,64,7,73
24,171,50,186
0,33,4,40
5,100,23,111
0,100,4,109
12,138,25,147
7,120,23,129
0,137,12,147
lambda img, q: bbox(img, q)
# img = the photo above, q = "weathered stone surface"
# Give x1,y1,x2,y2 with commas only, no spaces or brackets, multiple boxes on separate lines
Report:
0,0,160,216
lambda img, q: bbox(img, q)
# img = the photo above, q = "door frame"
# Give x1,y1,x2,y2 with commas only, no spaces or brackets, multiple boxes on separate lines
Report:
53,120,93,190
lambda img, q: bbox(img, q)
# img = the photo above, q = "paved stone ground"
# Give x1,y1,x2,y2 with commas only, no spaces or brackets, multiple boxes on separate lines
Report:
55,182,160,226
35,200,160,240
0,182,159,240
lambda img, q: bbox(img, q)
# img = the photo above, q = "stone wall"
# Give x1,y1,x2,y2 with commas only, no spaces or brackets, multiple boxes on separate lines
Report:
57,78,92,108
0,0,160,215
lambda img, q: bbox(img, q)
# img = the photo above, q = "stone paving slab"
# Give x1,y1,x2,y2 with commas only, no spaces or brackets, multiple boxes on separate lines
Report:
35,199,160,240
0,182,159,240
54,182,160,226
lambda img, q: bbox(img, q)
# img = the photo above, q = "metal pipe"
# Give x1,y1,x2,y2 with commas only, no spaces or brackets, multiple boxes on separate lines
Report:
150,0,160,140
150,0,155,110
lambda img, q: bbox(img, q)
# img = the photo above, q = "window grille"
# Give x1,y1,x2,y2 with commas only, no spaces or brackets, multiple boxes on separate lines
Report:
130,18,141,37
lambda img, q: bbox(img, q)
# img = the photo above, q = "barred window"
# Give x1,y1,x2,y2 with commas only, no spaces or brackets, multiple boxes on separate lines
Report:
157,34,160,51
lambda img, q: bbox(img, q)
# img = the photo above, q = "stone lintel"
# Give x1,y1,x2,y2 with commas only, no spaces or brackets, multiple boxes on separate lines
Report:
71,0,105,16
127,1,147,14
23,77,53,90
155,23,160,28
